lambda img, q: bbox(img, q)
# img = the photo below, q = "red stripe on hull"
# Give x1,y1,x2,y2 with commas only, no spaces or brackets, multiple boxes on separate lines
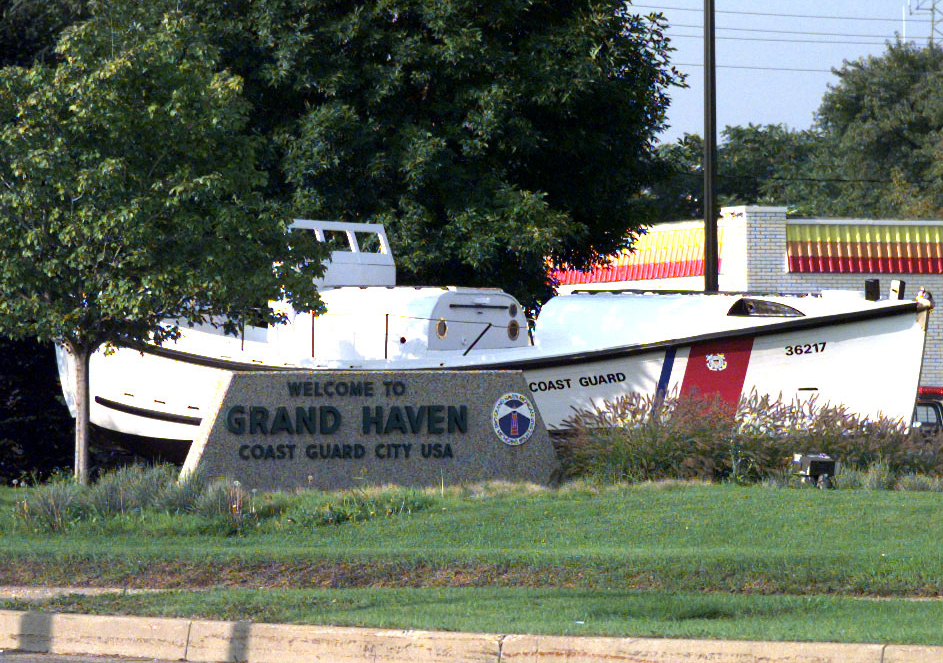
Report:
680,337,754,405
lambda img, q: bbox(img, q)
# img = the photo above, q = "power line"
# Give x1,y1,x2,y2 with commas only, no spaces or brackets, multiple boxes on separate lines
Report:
670,33,889,46
670,22,905,40
632,4,932,23
675,62,833,73
672,172,930,185
760,176,910,184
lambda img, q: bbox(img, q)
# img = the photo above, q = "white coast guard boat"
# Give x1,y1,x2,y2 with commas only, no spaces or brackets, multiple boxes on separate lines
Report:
57,221,932,460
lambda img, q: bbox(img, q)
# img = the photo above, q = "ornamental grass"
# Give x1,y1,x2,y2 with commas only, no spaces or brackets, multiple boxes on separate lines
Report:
558,390,943,484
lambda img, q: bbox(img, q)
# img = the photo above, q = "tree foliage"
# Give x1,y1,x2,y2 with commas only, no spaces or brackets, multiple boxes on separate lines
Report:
0,338,73,482
781,42,943,218
0,3,93,483
1,1,682,313
650,132,702,221
0,0,326,480
652,43,943,221
177,0,682,308
0,0,88,67
718,124,817,208
650,124,815,221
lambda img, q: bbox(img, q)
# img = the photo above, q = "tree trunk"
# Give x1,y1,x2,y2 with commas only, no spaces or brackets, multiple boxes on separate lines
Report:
72,343,91,485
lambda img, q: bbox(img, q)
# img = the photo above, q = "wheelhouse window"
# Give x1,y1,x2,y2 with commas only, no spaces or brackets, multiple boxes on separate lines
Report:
727,298,804,317
321,230,351,252
356,231,385,253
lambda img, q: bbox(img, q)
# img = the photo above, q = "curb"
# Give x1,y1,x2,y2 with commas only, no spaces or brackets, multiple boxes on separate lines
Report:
2,609,943,663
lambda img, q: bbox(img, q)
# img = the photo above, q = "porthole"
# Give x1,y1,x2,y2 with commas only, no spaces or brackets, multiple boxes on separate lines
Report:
508,319,520,341
436,319,448,339
509,303,518,317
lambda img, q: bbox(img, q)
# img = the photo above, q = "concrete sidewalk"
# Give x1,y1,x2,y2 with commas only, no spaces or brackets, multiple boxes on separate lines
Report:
1,607,942,663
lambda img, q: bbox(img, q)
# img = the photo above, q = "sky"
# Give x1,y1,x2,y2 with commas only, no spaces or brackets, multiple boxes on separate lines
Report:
645,0,939,144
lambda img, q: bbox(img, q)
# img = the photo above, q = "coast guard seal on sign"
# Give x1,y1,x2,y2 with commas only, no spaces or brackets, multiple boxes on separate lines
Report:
492,393,537,446
706,353,727,372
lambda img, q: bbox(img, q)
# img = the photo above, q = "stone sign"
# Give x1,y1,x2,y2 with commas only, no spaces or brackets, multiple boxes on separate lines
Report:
181,370,558,492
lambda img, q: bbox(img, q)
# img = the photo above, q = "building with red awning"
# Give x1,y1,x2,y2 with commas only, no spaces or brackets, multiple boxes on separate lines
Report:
552,206,943,388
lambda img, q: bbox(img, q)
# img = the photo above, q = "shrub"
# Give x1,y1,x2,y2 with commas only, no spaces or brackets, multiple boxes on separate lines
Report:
63,482,436,535
864,460,896,490
154,468,212,514
191,479,289,533
895,473,943,492
560,390,943,484
558,391,738,483
15,473,84,532
13,463,435,533
84,464,177,516
833,465,864,490
16,464,219,531
194,479,248,518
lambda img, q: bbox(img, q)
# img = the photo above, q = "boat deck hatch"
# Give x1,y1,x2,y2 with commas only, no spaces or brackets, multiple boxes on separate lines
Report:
727,298,804,317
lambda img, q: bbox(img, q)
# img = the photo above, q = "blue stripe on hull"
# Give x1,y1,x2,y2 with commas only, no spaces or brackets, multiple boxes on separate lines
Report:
656,346,677,397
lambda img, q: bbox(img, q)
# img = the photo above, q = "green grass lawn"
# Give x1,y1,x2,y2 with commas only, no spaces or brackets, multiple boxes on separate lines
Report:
2,481,943,643
4,588,943,644
3,482,942,594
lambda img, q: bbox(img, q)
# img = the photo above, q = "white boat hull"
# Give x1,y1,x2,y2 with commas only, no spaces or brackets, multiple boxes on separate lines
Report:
57,298,929,456
524,309,927,428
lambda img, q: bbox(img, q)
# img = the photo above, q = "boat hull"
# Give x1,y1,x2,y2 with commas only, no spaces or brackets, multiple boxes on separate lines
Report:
56,302,929,453
524,308,927,428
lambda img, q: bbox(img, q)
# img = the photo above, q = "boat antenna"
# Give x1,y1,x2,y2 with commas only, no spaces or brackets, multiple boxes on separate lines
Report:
703,0,719,293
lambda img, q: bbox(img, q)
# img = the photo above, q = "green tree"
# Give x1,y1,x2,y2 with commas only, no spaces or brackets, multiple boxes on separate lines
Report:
181,0,681,308
650,125,815,221
0,2,684,308
718,124,817,208
0,3,92,482
651,133,703,221
0,1,325,483
784,42,943,217
0,0,88,66
3,0,681,307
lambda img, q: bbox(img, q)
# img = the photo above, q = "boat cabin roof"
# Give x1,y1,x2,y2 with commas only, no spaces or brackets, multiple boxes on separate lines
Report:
291,219,396,287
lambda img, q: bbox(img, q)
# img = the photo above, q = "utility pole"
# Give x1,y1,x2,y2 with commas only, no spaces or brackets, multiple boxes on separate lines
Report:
703,0,718,292
910,0,943,46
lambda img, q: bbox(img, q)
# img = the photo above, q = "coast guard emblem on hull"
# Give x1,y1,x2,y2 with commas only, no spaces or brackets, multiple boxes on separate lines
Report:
706,354,727,372
492,393,537,446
